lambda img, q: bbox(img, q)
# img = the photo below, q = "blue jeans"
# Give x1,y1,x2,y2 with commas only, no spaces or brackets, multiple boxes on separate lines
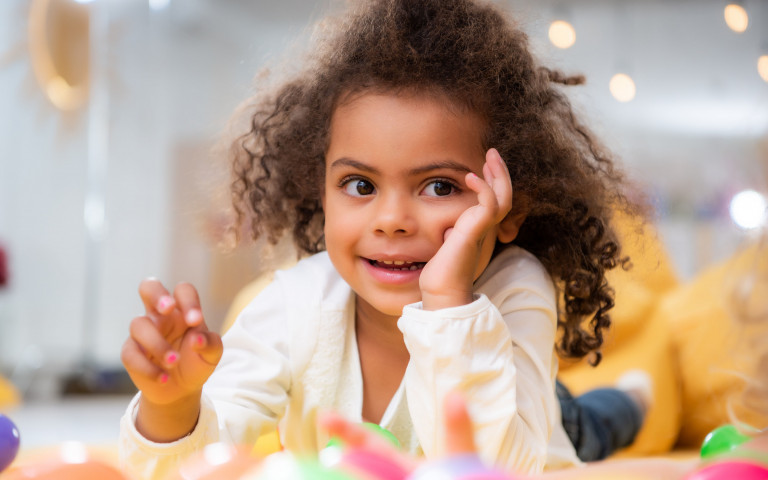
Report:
557,380,644,461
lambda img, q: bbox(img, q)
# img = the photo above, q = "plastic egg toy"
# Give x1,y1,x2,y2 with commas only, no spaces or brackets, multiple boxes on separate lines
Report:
408,454,510,480
0,414,21,472
332,446,410,480
683,459,768,480
700,425,752,460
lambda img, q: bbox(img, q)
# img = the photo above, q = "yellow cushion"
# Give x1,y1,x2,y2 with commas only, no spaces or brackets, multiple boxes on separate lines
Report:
558,214,683,456
662,241,768,448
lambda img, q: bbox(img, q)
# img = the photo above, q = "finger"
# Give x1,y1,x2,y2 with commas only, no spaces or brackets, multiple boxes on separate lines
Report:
465,172,497,214
486,148,513,215
173,282,205,327
121,338,167,384
188,330,224,366
129,316,179,369
443,391,477,455
139,278,175,316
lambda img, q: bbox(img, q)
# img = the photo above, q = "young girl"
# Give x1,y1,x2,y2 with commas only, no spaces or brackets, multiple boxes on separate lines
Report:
119,0,641,478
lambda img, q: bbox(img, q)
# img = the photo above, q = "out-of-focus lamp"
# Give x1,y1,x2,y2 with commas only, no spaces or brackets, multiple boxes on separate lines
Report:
758,55,768,83
730,190,767,230
724,3,749,33
609,73,636,102
548,20,576,49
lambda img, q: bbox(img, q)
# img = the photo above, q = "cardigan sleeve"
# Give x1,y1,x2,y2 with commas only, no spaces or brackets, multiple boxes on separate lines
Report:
398,249,564,475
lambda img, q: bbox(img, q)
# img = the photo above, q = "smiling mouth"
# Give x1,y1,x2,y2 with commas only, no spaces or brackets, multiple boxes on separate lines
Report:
366,258,426,271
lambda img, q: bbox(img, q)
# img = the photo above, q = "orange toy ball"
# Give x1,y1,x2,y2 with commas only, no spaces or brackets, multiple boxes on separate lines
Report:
3,442,127,480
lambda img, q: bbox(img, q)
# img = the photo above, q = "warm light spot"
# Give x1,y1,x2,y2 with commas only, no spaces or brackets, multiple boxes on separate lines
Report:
548,20,576,49
149,0,171,11
59,441,89,464
724,4,748,33
730,190,767,229
758,55,768,83
609,73,636,102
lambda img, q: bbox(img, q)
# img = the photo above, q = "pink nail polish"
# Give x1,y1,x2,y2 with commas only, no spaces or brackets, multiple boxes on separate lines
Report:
165,352,178,365
158,296,173,311
159,373,169,384
196,334,205,347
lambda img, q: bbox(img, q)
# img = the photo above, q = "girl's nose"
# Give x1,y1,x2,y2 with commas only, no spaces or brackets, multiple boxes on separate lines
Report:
373,193,417,237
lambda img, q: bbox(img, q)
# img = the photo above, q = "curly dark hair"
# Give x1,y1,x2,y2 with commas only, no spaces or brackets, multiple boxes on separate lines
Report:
228,0,645,364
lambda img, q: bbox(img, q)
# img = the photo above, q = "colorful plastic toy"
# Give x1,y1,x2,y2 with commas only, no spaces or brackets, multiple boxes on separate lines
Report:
700,425,752,460
683,459,768,480
0,413,20,472
409,454,511,480
327,422,401,450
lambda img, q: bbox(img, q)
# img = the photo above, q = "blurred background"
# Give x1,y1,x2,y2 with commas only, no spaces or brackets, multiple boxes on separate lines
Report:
0,0,766,446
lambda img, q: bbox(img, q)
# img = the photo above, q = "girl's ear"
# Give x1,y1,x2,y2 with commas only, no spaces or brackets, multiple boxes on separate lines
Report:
497,211,527,244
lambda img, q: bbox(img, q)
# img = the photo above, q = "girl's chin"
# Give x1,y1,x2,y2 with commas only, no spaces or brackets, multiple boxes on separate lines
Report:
356,294,422,319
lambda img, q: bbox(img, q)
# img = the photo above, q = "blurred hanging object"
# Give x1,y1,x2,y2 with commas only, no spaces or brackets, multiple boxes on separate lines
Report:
724,3,749,33
0,243,8,288
27,0,90,111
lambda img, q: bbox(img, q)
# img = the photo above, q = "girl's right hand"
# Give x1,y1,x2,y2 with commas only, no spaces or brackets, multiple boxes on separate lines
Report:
121,279,223,440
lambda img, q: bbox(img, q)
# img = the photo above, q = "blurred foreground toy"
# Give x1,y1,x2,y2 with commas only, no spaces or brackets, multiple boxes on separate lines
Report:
242,450,354,480
408,454,511,480
0,413,21,472
683,459,768,480
700,424,752,460
165,442,260,480
3,441,127,480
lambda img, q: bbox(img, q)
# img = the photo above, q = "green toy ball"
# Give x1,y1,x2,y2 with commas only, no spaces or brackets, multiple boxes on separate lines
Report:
326,422,400,450
362,422,401,449
700,424,752,460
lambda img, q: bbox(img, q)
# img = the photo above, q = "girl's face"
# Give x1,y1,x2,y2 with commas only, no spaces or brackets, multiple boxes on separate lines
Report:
323,92,501,318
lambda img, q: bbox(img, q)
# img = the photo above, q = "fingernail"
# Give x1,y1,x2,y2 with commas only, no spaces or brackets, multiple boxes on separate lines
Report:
159,373,169,384
186,309,203,326
164,351,178,366
157,296,173,312
196,334,205,347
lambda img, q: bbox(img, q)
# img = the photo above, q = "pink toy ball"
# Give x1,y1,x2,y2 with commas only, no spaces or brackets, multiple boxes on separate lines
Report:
683,459,768,480
408,454,515,480
0,413,21,473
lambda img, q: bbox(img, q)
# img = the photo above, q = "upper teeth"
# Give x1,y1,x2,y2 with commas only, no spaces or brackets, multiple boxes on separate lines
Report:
381,260,406,265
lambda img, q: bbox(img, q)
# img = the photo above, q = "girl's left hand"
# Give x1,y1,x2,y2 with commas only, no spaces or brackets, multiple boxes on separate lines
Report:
419,148,512,310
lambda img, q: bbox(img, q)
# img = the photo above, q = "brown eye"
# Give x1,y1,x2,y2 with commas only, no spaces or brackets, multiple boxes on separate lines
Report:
423,180,456,197
342,178,375,196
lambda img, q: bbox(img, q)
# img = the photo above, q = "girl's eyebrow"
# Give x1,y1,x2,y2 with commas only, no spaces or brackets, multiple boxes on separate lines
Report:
329,157,473,176
409,160,473,176
329,157,378,174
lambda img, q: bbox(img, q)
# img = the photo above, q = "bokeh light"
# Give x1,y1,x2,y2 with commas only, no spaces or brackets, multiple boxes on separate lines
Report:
758,55,768,83
724,4,748,33
730,190,767,229
548,20,576,49
609,73,636,102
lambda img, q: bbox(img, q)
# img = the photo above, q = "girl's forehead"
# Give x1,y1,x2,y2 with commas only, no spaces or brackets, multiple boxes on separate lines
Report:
325,91,487,173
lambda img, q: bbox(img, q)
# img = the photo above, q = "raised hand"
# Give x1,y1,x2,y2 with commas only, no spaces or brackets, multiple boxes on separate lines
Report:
121,279,223,442
419,148,513,310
